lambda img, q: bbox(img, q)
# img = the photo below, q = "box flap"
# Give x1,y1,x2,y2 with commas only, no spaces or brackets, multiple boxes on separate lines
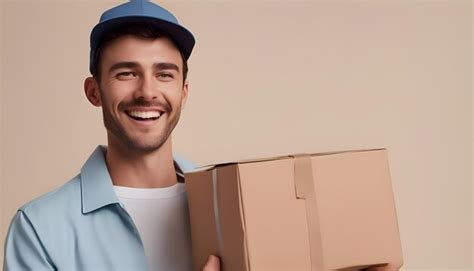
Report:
189,148,386,173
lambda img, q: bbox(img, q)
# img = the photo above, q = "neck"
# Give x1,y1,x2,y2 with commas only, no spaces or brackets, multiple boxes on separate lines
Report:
105,136,177,188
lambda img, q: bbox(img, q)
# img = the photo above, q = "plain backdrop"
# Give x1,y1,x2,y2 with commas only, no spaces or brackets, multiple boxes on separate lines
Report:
0,0,472,270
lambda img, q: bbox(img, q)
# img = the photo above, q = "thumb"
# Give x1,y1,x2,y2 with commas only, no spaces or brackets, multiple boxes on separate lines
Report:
365,263,402,271
203,255,220,271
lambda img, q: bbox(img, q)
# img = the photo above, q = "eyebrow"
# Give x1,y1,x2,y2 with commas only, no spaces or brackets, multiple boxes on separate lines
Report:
108,61,139,73
154,62,180,72
108,61,180,73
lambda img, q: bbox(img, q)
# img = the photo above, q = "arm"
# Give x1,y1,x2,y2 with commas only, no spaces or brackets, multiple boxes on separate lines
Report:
3,210,55,271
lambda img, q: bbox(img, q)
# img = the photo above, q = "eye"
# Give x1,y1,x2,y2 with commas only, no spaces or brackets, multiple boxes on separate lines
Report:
116,72,138,80
157,72,174,80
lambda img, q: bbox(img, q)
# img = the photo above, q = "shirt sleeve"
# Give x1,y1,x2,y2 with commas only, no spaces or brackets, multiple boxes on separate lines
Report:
3,210,55,271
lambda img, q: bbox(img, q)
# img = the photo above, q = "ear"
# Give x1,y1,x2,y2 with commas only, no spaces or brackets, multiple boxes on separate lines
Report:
84,77,102,107
180,81,189,110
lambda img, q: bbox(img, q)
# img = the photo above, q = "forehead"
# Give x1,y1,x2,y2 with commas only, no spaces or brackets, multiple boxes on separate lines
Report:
100,35,183,69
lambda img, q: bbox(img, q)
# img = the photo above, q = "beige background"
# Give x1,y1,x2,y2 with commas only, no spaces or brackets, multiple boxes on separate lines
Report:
0,0,472,270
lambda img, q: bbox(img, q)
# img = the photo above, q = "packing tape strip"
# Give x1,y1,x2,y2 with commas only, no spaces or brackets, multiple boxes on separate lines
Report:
292,154,324,271
212,168,225,255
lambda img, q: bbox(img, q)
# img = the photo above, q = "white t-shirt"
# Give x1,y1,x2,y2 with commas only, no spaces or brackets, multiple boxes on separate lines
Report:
113,182,193,271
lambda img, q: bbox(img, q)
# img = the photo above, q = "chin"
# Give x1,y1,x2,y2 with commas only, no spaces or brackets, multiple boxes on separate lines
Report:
104,116,176,154
123,138,166,153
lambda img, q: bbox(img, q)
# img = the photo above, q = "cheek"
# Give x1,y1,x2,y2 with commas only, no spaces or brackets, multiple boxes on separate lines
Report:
102,83,135,109
163,84,185,102
165,94,184,110
99,94,124,117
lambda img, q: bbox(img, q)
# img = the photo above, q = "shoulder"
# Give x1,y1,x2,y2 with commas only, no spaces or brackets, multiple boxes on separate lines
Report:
5,174,84,265
174,153,197,173
18,174,82,222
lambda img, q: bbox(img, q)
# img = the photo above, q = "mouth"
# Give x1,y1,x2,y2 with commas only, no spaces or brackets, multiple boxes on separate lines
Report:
125,110,162,122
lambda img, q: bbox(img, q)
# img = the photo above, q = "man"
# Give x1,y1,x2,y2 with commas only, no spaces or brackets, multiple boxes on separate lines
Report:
4,1,219,270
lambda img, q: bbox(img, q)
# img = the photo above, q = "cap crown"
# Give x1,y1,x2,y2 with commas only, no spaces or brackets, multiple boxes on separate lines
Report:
99,0,179,25
89,0,195,75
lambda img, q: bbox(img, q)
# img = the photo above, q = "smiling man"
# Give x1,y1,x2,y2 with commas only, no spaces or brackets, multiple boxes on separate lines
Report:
3,1,219,271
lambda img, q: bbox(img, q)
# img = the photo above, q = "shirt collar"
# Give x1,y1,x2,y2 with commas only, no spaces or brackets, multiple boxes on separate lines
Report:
80,145,187,214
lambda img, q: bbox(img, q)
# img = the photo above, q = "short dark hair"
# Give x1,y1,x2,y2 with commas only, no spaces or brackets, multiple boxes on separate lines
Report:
91,23,188,83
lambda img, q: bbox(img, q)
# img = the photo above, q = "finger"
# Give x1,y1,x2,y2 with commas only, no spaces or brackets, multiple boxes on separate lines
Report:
365,263,402,271
203,255,220,271
383,262,402,271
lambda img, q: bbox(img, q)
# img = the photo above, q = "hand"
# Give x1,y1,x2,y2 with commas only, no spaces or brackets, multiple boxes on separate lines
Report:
203,255,220,271
365,263,403,271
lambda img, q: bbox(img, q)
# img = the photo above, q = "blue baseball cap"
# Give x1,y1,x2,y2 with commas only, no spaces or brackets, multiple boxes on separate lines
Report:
89,0,195,74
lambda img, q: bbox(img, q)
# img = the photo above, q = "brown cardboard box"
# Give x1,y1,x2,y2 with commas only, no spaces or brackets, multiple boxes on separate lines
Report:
185,149,403,271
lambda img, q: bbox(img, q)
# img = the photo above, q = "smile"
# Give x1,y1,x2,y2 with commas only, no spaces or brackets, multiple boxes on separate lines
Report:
125,110,161,121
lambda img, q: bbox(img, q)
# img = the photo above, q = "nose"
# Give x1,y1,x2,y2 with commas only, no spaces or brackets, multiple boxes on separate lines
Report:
134,73,158,101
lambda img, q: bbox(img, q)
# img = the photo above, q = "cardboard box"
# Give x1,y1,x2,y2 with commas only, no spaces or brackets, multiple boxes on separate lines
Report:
185,149,403,271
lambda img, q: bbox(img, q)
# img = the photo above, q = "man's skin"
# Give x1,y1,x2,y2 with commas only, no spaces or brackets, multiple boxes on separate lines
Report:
83,35,220,270
373,264,402,271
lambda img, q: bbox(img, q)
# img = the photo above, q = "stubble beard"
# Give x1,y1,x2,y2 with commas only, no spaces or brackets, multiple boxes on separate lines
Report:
100,94,182,154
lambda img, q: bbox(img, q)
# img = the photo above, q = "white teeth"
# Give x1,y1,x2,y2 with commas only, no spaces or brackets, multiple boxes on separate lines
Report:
127,111,161,119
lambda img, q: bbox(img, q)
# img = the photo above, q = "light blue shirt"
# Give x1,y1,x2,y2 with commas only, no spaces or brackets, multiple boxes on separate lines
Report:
3,146,196,271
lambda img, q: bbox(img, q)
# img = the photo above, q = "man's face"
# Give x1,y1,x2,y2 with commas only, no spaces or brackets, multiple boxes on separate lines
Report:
90,35,188,153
